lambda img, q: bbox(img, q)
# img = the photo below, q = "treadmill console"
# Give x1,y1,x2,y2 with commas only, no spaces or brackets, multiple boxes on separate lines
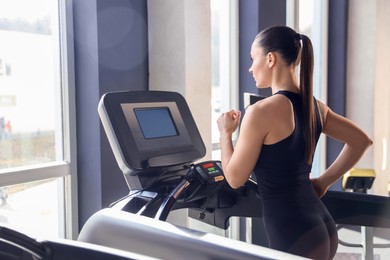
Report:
191,161,225,184
98,91,206,190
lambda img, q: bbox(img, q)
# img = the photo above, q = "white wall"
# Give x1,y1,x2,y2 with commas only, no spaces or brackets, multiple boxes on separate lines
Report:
147,0,212,227
347,0,390,195
147,0,212,160
373,0,390,195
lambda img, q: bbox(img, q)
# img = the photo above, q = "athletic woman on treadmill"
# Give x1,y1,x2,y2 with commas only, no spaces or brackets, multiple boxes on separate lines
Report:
217,25,372,259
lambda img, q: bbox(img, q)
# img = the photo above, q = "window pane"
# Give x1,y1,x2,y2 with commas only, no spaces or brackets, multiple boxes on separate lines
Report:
0,0,62,169
211,0,238,156
0,177,65,238
298,0,313,38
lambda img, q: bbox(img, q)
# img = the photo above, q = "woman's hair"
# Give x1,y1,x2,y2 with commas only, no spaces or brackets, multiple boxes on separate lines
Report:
255,26,316,163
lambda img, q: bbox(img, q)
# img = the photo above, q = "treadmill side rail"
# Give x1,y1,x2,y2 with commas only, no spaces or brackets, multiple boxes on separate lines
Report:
78,208,308,260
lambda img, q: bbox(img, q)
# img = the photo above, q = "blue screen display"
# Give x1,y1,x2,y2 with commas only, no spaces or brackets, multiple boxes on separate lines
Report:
134,108,178,139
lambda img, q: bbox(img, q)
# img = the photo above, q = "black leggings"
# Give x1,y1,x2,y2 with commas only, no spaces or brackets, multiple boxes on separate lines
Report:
262,189,338,259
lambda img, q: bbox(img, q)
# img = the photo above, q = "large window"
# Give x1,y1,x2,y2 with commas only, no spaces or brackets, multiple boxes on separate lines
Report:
0,0,76,239
209,0,243,240
211,0,239,160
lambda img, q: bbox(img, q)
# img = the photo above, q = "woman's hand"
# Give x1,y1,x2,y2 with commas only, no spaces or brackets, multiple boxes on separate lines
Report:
311,177,329,198
217,110,241,135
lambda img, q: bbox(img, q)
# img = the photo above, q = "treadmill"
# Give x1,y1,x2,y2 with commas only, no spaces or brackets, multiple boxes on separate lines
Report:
78,90,305,259
79,90,390,260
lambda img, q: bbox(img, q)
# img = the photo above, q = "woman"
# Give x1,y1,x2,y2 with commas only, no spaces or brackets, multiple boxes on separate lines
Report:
217,25,373,259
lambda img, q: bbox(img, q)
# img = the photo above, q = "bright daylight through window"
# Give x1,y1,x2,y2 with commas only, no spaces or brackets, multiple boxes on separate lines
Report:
211,0,238,160
0,0,68,238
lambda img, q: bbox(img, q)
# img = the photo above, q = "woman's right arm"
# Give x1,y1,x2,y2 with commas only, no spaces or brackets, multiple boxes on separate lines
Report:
314,106,373,196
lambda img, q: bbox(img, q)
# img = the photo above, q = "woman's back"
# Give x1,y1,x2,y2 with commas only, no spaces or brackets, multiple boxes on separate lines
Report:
254,90,321,186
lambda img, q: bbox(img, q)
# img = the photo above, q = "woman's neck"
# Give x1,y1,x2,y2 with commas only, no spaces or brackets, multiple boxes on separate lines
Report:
270,64,299,94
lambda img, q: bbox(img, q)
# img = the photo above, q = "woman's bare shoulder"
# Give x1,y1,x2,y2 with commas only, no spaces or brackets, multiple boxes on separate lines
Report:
251,94,286,111
249,94,292,117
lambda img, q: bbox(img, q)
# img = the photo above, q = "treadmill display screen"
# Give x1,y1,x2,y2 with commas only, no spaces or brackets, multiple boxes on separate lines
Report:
134,108,178,139
105,92,206,171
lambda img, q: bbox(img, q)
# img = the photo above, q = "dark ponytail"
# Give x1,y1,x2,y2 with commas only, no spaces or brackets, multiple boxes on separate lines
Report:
299,34,315,163
256,26,316,163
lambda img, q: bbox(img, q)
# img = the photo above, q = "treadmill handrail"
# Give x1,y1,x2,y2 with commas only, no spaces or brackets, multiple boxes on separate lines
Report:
189,181,390,230
79,208,308,260
322,190,390,228
0,226,49,259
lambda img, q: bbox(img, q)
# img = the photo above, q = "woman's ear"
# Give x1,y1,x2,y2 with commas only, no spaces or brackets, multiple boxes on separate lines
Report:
267,52,276,68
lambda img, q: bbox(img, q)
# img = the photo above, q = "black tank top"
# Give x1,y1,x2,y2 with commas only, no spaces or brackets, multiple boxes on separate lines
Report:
251,91,338,259
253,90,322,200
